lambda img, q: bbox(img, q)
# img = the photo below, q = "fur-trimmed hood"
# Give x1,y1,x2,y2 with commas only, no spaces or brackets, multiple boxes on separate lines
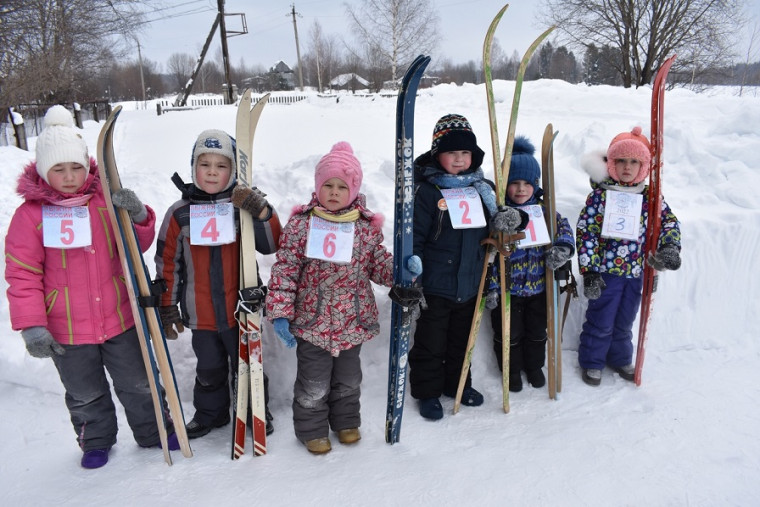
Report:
580,150,645,194
16,157,101,204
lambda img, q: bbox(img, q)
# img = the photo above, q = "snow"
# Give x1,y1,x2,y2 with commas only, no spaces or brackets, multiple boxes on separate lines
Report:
1,81,759,506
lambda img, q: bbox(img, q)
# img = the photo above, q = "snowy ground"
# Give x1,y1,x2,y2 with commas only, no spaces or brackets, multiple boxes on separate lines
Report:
1,79,759,506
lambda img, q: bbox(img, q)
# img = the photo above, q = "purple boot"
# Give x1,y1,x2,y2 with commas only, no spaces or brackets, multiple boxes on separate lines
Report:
81,448,110,469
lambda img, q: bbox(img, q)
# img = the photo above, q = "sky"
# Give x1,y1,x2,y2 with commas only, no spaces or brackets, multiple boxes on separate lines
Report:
133,0,760,72
1,76,759,503
135,0,551,70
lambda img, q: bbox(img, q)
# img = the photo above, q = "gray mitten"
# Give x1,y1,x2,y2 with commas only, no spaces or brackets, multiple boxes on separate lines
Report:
112,188,148,223
583,272,606,300
485,290,500,310
21,327,65,358
231,184,269,217
159,305,184,340
647,245,681,271
490,206,529,233
545,245,573,271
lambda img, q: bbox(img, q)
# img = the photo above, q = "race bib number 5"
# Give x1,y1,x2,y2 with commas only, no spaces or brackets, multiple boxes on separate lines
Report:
306,215,355,264
42,205,92,249
190,203,235,245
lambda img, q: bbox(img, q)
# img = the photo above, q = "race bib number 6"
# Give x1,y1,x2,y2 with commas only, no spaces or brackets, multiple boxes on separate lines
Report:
306,215,355,264
42,205,92,249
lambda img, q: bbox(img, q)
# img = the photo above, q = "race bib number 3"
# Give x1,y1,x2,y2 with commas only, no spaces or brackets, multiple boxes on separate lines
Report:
601,190,644,241
306,215,355,264
439,187,486,229
190,203,235,245
516,205,550,248
42,205,92,249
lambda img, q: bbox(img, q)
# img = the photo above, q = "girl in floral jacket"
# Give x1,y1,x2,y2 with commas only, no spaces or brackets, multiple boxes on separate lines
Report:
576,127,681,386
266,142,418,455
4,105,171,469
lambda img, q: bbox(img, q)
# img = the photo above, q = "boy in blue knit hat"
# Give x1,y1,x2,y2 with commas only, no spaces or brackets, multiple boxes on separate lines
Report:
488,136,575,392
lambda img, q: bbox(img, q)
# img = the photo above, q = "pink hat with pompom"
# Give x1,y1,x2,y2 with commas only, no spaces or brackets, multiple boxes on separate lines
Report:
315,141,363,204
606,126,652,184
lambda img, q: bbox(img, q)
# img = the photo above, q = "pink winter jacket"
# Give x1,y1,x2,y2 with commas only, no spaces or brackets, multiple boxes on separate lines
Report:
5,161,156,345
266,194,393,356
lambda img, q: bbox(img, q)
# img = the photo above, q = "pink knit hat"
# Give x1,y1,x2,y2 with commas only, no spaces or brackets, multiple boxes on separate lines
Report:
606,126,652,184
315,141,363,204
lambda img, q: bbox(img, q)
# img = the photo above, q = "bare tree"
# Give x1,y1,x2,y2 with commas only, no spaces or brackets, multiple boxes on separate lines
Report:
345,0,440,82
540,0,745,87
167,53,196,92
0,0,145,105
306,21,341,93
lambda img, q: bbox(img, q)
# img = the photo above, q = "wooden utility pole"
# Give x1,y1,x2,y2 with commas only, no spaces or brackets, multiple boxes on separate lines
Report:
290,4,304,91
219,0,234,103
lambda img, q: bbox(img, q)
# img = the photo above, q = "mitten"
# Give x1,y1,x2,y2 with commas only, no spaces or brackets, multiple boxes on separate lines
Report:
647,245,681,271
21,327,65,358
158,305,184,340
406,255,423,277
485,290,500,310
111,188,148,223
272,318,296,348
231,184,269,217
545,245,573,271
490,206,529,233
389,285,424,308
583,272,606,300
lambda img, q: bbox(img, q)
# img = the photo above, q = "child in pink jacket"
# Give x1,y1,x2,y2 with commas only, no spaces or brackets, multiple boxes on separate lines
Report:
266,142,421,454
4,105,174,469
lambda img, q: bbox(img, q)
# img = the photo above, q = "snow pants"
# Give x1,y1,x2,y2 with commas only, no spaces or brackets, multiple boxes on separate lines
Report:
490,292,548,374
52,327,170,452
578,273,643,370
191,326,270,426
409,294,476,400
292,340,362,443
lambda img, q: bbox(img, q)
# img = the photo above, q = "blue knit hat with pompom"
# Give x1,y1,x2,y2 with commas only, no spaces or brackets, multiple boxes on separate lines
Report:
508,136,541,188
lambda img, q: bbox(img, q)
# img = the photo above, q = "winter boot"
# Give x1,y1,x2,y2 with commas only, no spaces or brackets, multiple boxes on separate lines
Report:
81,448,110,469
613,364,635,382
459,386,484,406
337,428,361,444
305,437,332,454
509,372,523,392
527,369,546,388
582,368,602,386
419,397,443,420
185,416,229,439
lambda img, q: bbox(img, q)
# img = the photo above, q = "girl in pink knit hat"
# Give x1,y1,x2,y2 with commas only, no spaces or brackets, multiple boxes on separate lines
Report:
266,141,422,454
576,127,682,386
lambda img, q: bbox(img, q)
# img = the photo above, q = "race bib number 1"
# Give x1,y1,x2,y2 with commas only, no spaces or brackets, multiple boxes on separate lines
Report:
601,190,643,241
516,205,550,248
306,215,355,264
42,205,92,249
439,187,486,229
190,203,235,245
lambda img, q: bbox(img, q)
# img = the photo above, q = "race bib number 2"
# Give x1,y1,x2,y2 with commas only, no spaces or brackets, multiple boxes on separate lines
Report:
190,203,235,245
439,187,486,229
42,205,92,249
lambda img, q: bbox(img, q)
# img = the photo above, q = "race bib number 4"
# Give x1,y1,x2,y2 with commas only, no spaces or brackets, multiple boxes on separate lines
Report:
516,205,550,248
601,190,644,241
42,205,92,249
190,203,235,245
439,187,486,229
306,215,355,264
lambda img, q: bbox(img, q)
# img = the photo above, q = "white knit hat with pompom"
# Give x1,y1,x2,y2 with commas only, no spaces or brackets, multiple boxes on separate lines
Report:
35,105,90,183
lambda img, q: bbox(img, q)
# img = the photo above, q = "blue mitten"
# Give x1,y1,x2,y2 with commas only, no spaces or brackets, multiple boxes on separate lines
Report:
272,318,296,348
407,255,423,277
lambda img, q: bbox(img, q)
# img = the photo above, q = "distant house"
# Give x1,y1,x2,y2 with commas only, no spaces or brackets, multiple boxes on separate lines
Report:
330,73,370,92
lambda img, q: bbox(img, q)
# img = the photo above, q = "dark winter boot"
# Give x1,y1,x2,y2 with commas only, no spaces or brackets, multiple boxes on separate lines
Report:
509,372,523,392
186,416,229,439
81,448,110,469
613,364,635,382
459,386,484,406
582,368,602,386
419,397,443,420
527,369,546,388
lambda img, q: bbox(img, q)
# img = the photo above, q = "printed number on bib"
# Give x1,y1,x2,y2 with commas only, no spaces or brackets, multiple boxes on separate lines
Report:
601,190,643,242
306,215,355,264
190,203,235,245
439,187,486,229
516,205,550,248
42,205,92,248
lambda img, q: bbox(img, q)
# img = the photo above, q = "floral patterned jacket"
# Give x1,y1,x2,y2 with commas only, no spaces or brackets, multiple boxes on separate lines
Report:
576,177,681,278
265,194,393,356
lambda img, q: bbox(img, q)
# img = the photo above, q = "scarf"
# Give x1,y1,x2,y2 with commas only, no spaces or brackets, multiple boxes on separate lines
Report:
422,165,498,216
